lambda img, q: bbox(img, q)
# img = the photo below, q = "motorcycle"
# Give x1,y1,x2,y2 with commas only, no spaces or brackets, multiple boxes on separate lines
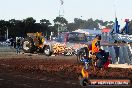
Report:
77,47,112,86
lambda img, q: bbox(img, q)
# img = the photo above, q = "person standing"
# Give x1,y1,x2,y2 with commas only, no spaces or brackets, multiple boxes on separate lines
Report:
16,38,21,54
10,38,14,48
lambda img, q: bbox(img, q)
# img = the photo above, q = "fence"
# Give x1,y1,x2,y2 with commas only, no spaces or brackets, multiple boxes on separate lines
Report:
101,44,132,64
0,42,16,52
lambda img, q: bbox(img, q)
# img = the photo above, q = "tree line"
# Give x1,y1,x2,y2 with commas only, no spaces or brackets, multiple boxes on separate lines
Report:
0,16,132,40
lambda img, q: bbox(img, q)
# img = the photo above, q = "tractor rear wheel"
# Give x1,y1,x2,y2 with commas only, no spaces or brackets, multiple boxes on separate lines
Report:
22,37,35,53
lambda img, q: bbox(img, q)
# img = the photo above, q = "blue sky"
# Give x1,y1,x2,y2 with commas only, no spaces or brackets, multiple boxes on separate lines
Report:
0,0,132,24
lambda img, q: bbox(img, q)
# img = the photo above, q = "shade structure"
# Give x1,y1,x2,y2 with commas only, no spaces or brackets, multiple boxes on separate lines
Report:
102,28,110,33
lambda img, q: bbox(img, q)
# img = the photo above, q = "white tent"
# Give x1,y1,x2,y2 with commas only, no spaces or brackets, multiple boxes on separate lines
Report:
73,29,102,35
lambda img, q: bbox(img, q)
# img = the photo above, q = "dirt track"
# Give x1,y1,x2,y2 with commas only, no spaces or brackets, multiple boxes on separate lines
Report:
0,53,132,88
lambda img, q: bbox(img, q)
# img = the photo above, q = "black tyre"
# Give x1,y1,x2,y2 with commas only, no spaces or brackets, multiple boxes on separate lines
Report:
22,37,35,53
77,52,83,64
80,78,90,87
77,47,89,63
44,45,52,56
79,73,91,87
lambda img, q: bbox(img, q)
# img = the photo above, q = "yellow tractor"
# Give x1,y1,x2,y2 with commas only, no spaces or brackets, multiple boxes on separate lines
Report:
22,32,46,53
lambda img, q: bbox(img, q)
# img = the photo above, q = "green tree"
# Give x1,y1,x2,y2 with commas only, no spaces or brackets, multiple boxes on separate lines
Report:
23,17,36,33
40,19,51,26
0,20,7,38
9,19,18,37
53,16,68,34
85,18,99,29
67,23,78,32
53,16,68,25
40,19,52,37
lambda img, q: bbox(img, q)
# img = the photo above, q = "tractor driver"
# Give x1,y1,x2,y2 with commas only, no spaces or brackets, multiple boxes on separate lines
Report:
92,34,101,54
92,34,107,68
34,32,45,48
36,32,43,45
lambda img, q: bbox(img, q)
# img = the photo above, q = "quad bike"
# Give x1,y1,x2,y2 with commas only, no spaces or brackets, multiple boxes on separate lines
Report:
77,47,112,87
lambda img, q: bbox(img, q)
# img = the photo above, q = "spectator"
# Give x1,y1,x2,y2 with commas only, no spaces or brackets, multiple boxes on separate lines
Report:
10,38,14,48
16,38,21,54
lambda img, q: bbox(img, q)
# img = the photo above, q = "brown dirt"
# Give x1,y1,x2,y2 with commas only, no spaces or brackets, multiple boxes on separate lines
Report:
0,55,132,88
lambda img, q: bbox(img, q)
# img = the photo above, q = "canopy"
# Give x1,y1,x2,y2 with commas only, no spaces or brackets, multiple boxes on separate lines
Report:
73,29,102,35
102,28,110,33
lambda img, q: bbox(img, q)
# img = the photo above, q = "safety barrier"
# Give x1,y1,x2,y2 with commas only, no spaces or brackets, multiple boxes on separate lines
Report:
101,44,132,65
0,43,16,52
0,46,16,52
